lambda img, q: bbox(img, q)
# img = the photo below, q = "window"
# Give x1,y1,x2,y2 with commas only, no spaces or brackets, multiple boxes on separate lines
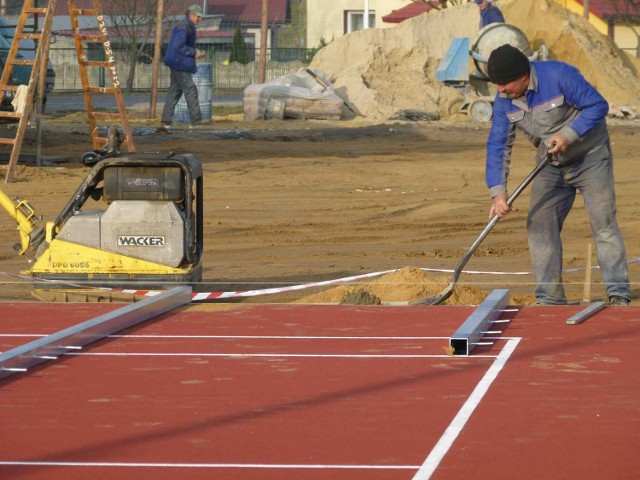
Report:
345,11,376,33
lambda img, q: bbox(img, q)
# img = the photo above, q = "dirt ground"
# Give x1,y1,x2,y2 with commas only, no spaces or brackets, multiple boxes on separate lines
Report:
1,112,638,305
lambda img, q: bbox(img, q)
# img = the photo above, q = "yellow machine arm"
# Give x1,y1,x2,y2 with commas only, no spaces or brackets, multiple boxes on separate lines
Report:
0,188,45,256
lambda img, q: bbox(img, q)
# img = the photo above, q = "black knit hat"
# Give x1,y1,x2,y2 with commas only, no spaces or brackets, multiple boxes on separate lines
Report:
487,44,530,85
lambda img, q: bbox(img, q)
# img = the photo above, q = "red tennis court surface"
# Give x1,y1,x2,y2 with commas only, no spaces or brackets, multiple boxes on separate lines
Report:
1,302,639,480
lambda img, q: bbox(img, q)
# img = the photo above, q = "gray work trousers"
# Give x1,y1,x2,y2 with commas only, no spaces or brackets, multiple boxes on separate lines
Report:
527,142,631,304
161,69,202,124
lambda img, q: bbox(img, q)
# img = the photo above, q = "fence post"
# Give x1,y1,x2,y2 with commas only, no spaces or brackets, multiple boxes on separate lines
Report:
209,49,216,88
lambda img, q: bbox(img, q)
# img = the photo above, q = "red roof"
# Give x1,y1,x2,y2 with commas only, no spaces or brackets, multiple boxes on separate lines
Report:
576,0,640,20
382,2,432,24
208,0,289,24
54,28,234,39
53,1,289,24
54,0,193,16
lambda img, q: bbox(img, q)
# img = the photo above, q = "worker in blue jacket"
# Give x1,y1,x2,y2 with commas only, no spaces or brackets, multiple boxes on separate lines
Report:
484,44,631,306
475,0,505,29
160,4,206,131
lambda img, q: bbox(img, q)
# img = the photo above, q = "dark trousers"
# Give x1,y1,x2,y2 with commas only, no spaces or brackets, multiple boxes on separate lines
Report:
161,69,202,124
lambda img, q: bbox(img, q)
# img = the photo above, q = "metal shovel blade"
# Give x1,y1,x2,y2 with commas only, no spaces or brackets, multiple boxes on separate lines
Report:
411,153,553,306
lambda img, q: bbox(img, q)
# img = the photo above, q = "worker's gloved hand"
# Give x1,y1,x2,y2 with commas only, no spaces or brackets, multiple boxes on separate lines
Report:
490,194,511,218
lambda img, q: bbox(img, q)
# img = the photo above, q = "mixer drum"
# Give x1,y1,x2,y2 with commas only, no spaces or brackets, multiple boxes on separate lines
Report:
471,23,535,79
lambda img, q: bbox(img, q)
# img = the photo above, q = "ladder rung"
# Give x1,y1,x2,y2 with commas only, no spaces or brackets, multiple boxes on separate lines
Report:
12,60,35,66
17,33,42,40
69,8,98,16
81,60,111,68
25,8,48,14
1,85,19,92
0,112,22,119
86,86,117,94
0,138,16,145
91,112,125,120
76,35,104,42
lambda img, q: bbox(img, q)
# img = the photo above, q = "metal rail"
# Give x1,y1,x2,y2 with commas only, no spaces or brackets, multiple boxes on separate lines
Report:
566,302,606,325
0,286,192,380
449,289,510,356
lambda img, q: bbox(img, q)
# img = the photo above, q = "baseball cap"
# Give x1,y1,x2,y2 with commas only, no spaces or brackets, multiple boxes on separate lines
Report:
187,4,203,17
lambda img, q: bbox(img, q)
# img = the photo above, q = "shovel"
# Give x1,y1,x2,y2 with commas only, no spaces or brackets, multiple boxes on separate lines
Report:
411,152,553,306
304,68,365,118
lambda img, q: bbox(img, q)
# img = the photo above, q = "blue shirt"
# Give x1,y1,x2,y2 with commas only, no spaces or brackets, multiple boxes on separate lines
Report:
486,61,609,197
480,3,505,29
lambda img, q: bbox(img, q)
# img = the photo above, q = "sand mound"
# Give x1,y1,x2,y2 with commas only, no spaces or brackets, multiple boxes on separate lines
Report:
310,0,640,120
294,266,490,305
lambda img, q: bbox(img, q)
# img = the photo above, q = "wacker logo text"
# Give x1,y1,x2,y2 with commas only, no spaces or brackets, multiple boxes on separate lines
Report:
118,236,165,246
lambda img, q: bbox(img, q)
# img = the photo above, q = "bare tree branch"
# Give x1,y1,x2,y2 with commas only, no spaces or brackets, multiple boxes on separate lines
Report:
410,0,472,8
104,0,159,93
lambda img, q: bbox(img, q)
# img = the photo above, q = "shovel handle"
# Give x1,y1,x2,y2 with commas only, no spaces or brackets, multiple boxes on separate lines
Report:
506,152,553,207
412,152,553,306
446,153,553,291
305,68,329,90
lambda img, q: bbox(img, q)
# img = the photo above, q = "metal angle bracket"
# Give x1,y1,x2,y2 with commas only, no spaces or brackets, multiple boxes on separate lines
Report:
0,286,192,380
449,289,510,356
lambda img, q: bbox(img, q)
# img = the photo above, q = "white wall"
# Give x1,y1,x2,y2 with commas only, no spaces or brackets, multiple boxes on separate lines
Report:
307,0,412,48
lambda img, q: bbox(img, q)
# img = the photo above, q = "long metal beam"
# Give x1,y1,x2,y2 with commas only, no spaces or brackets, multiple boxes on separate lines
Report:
0,286,192,380
450,289,510,356
566,301,606,325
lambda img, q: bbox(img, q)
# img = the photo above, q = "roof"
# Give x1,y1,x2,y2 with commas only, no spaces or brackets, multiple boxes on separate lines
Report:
208,0,289,24
53,0,290,25
53,0,196,17
54,28,234,39
382,2,433,24
576,0,640,21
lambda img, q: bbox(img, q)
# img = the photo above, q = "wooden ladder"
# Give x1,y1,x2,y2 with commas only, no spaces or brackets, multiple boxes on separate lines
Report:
0,0,56,183
69,0,135,154
0,0,135,183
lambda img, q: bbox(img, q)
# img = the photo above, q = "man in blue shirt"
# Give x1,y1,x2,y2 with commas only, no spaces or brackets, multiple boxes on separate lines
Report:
160,4,206,131
475,0,505,29
483,44,631,306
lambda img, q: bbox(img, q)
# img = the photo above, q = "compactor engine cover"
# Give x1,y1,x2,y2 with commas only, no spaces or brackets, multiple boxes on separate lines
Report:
102,201,184,267
30,153,204,288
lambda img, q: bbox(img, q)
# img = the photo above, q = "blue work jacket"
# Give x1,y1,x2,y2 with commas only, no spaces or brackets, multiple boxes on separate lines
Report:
164,16,199,74
480,3,505,28
486,61,609,198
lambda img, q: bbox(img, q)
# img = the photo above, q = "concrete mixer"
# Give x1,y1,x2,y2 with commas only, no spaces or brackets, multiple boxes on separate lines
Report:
436,23,548,122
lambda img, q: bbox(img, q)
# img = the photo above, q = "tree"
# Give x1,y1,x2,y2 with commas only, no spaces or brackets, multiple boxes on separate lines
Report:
229,25,249,65
105,0,159,94
305,37,328,63
410,0,471,8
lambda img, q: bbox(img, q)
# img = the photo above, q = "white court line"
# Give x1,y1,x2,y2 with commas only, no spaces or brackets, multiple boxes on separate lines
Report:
68,352,461,359
2,335,498,359
0,461,419,470
0,340,518,475
412,337,521,480
0,334,451,340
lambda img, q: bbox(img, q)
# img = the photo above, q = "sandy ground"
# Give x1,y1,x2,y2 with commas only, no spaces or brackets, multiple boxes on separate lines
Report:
0,113,638,305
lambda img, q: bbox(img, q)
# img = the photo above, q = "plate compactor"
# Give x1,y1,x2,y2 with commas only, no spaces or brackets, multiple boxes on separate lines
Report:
1,153,203,301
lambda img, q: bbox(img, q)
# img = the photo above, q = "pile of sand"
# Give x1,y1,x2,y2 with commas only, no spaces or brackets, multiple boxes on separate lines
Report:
310,0,640,120
294,266,490,305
